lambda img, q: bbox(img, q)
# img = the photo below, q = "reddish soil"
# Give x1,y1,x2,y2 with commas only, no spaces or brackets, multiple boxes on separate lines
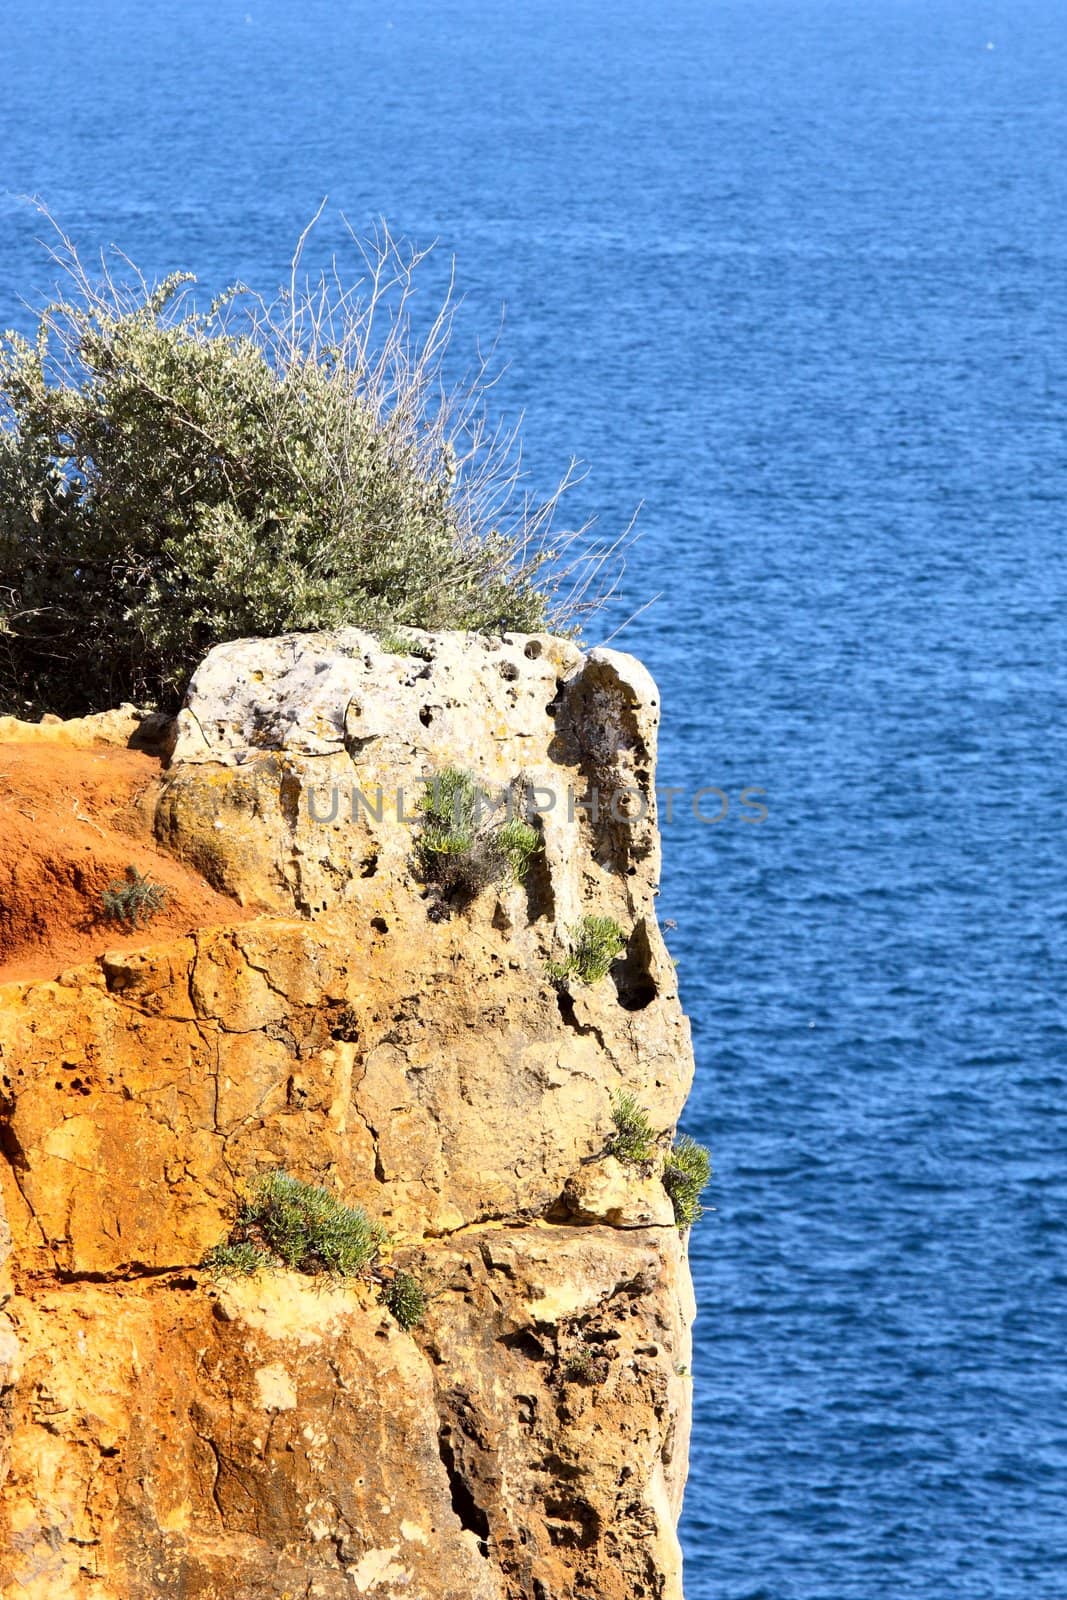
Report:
0,741,251,985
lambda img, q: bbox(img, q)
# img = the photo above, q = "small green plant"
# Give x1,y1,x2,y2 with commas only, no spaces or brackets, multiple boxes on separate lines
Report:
201,1170,387,1281
100,865,171,929
608,1090,657,1165
418,768,478,855
496,815,541,880
381,1269,428,1331
200,1240,267,1277
661,1135,712,1230
563,1345,595,1383
546,915,626,987
415,767,540,904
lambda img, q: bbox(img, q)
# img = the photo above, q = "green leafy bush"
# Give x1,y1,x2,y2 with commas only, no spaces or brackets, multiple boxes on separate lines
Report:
608,1090,657,1165
416,768,479,858
381,1269,427,1331
201,1170,386,1281
100,865,170,929
0,216,614,717
415,767,540,904
661,1135,712,1230
547,915,627,987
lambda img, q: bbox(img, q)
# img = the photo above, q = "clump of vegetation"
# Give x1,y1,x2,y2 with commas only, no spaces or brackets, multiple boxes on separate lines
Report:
496,815,542,878
381,1269,428,1331
563,1344,596,1383
200,1240,265,1278
0,211,628,719
415,767,540,905
416,768,480,864
604,1092,712,1228
100,865,171,929
608,1090,658,1165
201,1170,386,1281
662,1135,712,1230
547,915,627,987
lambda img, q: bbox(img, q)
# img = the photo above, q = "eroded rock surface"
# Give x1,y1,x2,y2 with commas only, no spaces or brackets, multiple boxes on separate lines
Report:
0,630,698,1599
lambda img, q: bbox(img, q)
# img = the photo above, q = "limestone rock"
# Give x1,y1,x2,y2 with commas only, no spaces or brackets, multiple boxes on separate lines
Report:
555,1155,678,1229
0,630,699,1599
0,704,171,753
2,1275,501,1600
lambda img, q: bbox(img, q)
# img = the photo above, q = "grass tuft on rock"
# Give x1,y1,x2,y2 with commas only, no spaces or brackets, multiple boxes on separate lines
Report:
495,815,542,880
563,1345,596,1383
608,1090,657,1165
605,1095,711,1227
200,1240,268,1278
661,1135,712,1230
547,915,627,988
415,767,540,905
201,1170,387,1282
381,1269,428,1331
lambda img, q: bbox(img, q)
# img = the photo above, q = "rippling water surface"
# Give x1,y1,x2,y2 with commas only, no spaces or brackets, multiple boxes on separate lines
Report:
2,2,1065,1594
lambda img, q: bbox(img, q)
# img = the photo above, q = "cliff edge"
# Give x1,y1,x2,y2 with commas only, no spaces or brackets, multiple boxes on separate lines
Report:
0,629,697,1600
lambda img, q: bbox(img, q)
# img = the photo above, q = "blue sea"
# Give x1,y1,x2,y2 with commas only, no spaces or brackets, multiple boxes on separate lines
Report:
2,1,1065,1595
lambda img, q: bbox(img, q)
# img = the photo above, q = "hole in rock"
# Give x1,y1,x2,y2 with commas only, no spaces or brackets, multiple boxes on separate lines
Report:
545,679,566,718
436,1425,491,1557
611,920,659,1012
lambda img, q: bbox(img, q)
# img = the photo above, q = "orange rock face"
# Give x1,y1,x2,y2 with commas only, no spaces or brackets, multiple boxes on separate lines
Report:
0,730,253,985
0,632,698,1600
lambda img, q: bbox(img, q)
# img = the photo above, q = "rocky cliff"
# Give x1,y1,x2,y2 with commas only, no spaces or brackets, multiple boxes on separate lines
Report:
0,629,697,1600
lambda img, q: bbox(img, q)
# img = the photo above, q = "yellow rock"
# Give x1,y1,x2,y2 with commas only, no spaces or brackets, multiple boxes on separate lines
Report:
0,630,698,1600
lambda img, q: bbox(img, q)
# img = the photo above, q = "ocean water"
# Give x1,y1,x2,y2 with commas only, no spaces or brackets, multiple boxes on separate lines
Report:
2,2,1065,1596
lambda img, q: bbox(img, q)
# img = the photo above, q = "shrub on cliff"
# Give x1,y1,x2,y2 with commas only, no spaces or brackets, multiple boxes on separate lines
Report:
380,1269,428,1331
415,767,540,906
662,1134,712,1230
202,1170,386,1280
547,915,627,988
608,1090,657,1164
99,864,170,929
0,214,615,717
605,1091,712,1228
